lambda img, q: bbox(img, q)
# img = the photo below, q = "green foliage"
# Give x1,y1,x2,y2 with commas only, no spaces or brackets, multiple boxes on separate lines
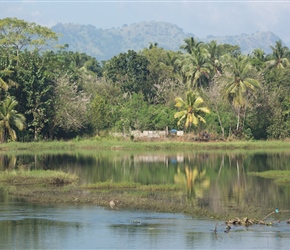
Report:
12,50,54,140
91,93,110,133
262,68,290,139
0,97,26,142
0,17,58,57
104,50,151,99
174,90,210,130
53,74,91,136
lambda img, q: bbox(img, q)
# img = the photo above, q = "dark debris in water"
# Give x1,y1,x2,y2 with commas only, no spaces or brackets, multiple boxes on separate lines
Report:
226,216,290,227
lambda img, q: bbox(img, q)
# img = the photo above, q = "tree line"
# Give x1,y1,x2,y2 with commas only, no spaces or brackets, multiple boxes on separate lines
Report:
0,17,290,142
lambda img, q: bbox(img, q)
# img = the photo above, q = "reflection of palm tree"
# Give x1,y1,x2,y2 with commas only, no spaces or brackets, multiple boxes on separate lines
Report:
0,155,16,170
174,165,210,198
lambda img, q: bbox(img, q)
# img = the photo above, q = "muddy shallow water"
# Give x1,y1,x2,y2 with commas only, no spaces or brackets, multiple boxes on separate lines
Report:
1,197,290,250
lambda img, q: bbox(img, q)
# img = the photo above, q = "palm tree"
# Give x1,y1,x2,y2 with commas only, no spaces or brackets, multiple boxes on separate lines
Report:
251,48,266,70
180,37,203,55
206,40,222,77
181,49,212,88
0,97,26,142
266,40,289,69
0,56,17,98
148,42,158,49
180,37,211,88
223,55,260,131
174,90,210,129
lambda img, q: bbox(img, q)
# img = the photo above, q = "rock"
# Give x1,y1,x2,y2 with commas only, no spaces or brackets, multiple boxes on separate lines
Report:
109,200,115,208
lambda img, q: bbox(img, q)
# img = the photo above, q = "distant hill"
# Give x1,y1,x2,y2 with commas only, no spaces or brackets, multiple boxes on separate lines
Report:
203,32,281,55
52,21,282,61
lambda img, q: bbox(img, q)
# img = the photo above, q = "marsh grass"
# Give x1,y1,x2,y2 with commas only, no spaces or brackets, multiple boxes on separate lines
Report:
83,181,182,191
0,170,79,186
249,170,290,185
1,138,290,154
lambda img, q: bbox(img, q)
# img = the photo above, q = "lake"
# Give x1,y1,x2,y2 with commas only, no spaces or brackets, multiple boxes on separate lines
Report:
1,150,290,249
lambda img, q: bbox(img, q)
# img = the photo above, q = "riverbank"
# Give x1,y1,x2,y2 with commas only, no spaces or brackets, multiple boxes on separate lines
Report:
1,137,290,154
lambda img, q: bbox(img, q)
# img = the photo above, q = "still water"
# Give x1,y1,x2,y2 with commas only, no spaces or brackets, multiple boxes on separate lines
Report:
1,197,290,249
1,150,290,249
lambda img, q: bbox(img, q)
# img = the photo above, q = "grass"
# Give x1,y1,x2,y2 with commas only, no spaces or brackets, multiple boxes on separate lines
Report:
83,181,182,191
0,170,79,186
1,137,290,154
249,170,290,185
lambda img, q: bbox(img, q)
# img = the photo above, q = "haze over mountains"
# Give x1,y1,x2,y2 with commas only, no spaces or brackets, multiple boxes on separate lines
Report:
52,21,282,61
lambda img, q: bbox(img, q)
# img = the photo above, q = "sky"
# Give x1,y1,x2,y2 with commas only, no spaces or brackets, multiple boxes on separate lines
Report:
1,0,290,45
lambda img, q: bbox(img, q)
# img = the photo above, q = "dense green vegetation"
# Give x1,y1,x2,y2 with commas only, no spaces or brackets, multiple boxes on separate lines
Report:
1,17,290,142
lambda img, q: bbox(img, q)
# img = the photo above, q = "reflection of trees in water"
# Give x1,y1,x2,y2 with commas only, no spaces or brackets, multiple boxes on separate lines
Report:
2,151,290,213
0,155,16,170
174,165,210,199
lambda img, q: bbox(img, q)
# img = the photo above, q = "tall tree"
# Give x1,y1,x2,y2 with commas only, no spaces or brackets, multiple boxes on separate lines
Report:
174,90,210,130
0,97,25,142
13,51,54,140
250,48,266,70
181,49,212,88
222,55,261,132
103,50,151,100
52,74,91,138
180,37,211,88
180,37,203,55
266,40,289,69
0,17,58,60
206,40,222,77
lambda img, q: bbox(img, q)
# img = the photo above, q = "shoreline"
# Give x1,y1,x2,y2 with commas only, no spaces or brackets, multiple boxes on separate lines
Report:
1,138,290,154
1,179,273,223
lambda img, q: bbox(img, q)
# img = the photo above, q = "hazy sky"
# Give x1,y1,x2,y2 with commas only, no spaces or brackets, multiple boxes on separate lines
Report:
1,0,290,45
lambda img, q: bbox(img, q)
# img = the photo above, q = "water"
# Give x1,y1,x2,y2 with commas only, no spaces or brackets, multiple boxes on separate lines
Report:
0,197,290,249
1,197,290,249
1,150,290,249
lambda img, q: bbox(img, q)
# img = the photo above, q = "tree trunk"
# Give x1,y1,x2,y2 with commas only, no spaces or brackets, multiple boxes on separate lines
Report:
236,106,241,131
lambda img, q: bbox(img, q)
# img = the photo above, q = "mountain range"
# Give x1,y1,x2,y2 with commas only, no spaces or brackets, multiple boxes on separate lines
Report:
51,21,282,61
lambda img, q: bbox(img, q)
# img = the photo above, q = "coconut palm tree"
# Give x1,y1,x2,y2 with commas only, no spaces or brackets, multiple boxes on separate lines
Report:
206,40,222,77
180,37,204,55
223,55,260,131
0,56,17,99
180,38,212,88
266,40,290,69
0,97,26,142
181,49,212,88
250,48,266,70
174,90,210,129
